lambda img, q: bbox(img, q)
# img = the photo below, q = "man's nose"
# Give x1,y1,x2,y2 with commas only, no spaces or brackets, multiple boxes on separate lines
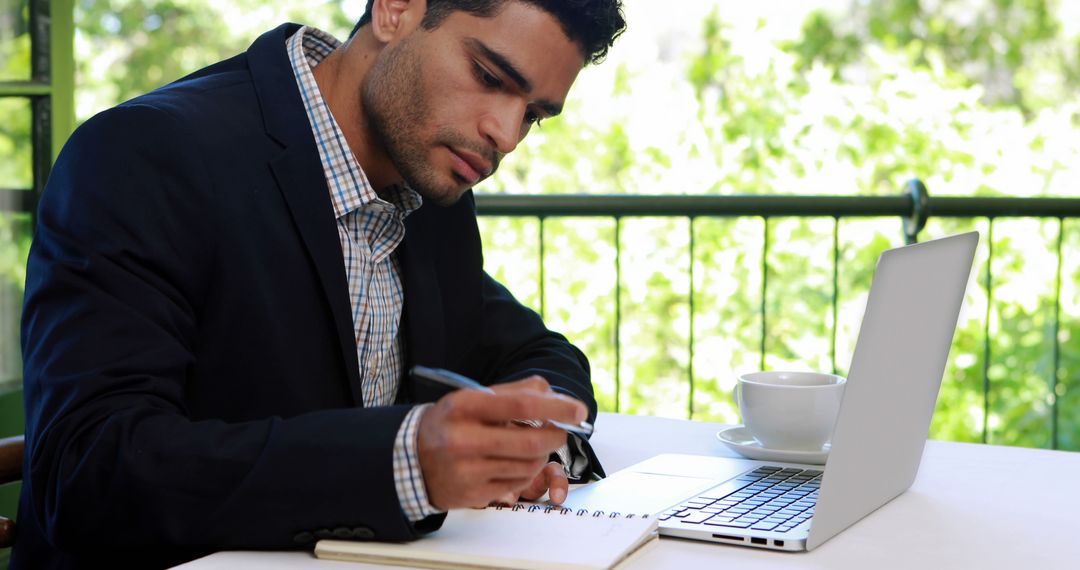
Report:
478,100,526,155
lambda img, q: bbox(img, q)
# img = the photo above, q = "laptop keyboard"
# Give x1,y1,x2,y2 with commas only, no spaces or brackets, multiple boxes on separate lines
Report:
658,466,821,533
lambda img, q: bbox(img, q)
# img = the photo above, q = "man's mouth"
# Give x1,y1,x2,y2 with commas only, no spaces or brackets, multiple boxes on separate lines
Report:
448,147,493,185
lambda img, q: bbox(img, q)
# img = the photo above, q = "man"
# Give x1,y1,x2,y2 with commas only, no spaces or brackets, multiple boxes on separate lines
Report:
13,0,626,567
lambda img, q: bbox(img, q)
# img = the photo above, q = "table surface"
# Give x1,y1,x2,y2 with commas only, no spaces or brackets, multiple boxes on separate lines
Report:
176,412,1080,569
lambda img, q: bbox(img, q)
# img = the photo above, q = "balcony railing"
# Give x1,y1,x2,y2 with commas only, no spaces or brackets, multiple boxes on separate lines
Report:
474,181,1080,451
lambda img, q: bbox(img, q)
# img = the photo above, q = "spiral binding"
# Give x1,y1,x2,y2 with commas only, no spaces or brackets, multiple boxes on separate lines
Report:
488,503,649,519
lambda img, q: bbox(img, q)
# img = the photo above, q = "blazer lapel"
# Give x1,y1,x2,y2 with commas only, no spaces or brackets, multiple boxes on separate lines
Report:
248,24,363,406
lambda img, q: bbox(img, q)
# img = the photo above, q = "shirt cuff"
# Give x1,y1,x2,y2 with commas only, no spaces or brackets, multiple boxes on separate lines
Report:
393,403,444,521
553,434,593,482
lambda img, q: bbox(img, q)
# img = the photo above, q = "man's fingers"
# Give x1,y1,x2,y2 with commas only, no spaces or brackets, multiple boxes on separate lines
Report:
465,457,550,481
493,491,518,506
517,466,550,501
519,462,569,503
546,463,570,504
421,456,543,509
445,387,587,427
463,477,536,509
433,421,567,460
419,379,589,511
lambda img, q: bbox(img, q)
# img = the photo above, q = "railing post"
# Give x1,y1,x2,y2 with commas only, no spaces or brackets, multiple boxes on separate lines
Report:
760,217,769,372
982,220,994,444
688,216,696,420
614,217,622,414
538,216,546,319
51,0,77,160
1052,218,1063,450
831,217,840,375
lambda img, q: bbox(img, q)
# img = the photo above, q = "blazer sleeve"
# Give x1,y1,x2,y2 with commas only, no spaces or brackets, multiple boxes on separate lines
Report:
467,269,606,478
20,104,433,559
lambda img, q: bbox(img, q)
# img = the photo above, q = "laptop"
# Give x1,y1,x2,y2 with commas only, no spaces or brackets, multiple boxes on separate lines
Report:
562,231,979,552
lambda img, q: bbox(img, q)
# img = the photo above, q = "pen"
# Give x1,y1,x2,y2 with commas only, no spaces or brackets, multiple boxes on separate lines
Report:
410,365,594,437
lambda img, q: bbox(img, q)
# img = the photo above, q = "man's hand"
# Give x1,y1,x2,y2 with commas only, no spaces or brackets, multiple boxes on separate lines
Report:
417,375,586,510
514,461,570,504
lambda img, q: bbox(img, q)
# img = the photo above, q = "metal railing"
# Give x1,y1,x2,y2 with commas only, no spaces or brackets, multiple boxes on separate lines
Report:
0,0,76,214
474,181,1080,450
0,0,76,396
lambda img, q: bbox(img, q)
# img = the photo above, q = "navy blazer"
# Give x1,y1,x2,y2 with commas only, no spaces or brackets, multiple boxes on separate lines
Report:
14,24,601,569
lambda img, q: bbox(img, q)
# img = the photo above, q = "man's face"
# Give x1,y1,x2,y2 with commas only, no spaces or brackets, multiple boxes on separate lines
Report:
362,2,585,205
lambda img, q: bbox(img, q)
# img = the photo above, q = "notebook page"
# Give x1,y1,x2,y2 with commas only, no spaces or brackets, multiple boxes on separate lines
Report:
315,507,658,570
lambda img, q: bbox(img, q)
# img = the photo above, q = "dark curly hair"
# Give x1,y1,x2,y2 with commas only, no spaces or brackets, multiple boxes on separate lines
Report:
350,0,626,65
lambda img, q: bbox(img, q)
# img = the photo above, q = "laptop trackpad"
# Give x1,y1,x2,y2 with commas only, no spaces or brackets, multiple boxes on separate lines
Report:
561,471,719,515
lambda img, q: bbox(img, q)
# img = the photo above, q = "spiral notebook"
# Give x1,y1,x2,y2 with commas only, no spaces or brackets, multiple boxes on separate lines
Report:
314,504,658,570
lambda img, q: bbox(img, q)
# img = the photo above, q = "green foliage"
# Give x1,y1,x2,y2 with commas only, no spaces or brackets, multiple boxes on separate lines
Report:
0,0,32,190
785,0,1073,115
1058,219,1080,450
485,0,1080,451
1,0,1077,452
74,0,355,118
0,97,31,190
690,218,766,422
0,1,31,397
0,0,31,81
0,214,30,390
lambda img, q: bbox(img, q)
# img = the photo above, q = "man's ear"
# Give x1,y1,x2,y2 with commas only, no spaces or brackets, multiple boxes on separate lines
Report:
370,0,427,43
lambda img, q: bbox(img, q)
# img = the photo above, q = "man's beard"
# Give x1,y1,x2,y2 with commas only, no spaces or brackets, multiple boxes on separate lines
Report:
362,37,497,206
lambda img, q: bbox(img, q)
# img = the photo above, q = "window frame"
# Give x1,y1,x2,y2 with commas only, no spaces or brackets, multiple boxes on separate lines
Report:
0,0,75,212
0,0,73,393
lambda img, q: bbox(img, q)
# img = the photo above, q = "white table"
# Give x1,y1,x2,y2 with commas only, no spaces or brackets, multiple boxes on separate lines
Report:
177,412,1080,569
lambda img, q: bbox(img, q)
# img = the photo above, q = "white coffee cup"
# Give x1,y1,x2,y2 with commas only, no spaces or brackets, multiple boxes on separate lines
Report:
736,371,846,451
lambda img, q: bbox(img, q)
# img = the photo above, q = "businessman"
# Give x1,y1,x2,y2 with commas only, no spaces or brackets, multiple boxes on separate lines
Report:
14,0,626,567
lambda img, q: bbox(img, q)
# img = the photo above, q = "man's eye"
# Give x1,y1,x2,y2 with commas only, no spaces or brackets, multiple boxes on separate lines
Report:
474,64,501,88
524,111,544,128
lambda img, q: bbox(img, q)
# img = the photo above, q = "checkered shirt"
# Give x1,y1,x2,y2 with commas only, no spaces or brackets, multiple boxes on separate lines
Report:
288,26,441,521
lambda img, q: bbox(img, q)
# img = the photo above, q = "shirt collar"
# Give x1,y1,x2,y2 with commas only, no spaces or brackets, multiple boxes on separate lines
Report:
287,26,422,219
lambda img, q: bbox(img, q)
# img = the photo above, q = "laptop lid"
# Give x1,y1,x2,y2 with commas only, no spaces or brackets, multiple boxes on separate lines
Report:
806,231,978,549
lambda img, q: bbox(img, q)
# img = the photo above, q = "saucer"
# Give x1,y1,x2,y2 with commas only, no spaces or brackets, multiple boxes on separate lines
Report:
716,425,829,465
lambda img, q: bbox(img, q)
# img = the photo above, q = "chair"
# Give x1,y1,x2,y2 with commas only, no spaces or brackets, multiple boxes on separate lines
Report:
0,435,24,549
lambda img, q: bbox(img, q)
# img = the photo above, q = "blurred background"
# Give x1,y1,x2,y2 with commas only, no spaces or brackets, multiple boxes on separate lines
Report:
2,1,1079,562
2,2,1079,534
